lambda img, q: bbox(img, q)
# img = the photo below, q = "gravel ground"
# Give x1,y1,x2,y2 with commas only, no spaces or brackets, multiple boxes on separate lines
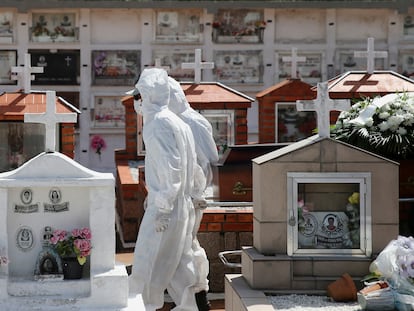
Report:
268,294,363,311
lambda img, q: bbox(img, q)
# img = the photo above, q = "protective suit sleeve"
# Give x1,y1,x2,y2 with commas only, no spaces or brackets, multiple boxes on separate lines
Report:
192,162,206,200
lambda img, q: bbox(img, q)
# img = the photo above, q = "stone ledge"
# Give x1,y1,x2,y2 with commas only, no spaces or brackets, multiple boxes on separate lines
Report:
225,274,274,311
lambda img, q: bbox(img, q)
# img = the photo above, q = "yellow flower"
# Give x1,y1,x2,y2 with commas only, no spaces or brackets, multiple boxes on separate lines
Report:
348,192,359,205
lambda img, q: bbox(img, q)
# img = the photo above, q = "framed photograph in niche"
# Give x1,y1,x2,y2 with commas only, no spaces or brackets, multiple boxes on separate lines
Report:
214,50,263,84
403,15,414,37
30,12,77,42
29,50,80,85
92,50,140,86
399,52,414,79
278,52,322,85
155,10,202,43
152,50,195,81
287,172,371,257
0,122,45,172
198,110,234,158
0,11,14,43
212,9,265,44
0,50,16,84
275,103,316,143
92,95,125,128
336,51,385,75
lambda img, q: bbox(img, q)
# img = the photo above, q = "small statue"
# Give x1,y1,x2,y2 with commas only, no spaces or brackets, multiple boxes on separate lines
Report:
34,226,63,280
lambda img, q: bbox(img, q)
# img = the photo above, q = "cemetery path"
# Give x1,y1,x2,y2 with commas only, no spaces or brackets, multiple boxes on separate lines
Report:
116,252,225,311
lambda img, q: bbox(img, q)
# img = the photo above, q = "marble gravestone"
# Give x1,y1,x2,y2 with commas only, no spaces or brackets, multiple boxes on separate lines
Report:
0,152,144,310
0,89,143,309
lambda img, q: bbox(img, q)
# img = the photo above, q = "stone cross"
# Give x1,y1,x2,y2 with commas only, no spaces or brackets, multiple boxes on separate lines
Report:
148,58,170,72
181,49,214,84
354,37,388,74
24,90,77,152
282,48,306,79
296,82,350,138
11,53,44,94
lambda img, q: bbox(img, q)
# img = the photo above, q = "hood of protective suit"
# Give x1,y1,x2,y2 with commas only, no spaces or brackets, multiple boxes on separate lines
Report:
168,76,190,114
136,68,170,121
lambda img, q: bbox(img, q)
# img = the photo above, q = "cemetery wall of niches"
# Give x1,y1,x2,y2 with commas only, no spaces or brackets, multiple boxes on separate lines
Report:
1,7,414,93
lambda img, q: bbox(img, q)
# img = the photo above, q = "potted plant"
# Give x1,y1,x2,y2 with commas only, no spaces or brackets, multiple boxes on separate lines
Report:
50,227,92,279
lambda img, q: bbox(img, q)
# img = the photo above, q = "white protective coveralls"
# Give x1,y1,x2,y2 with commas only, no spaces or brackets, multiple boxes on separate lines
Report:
168,76,219,293
129,68,205,311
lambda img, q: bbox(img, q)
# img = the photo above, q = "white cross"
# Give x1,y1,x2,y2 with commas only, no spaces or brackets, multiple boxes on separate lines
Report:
296,82,350,138
148,58,170,72
11,53,44,94
354,37,388,74
223,12,232,24
282,48,306,79
181,49,214,84
24,90,77,152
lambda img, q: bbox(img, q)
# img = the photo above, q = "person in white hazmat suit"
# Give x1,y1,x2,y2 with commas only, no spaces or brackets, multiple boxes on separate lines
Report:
168,77,219,311
128,68,206,311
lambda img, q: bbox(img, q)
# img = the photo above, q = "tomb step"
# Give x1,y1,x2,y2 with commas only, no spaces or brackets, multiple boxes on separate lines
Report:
8,278,90,297
1,295,145,310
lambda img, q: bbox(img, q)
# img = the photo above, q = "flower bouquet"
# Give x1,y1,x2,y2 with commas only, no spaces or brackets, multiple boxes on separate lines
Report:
0,255,9,266
50,227,92,265
332,93,414,160
360,236,414,310
90,135,106,157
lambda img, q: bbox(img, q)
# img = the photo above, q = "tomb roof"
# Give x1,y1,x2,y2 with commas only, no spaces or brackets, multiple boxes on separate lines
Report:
0,90,80,121
218,143,289,166
323,71,414,99
0,152,113,185
256,78,315,100
252,135,399,165
180,82,254,109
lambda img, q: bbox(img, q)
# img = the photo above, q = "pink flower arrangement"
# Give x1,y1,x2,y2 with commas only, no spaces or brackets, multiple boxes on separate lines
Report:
0,255,9,266
90,135,106,155
50,227,92,265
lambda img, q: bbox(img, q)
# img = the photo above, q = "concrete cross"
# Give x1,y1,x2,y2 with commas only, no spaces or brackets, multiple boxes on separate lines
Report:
223,11,232,24
296,82,350,138
282,48,306,79
148,58,170,72
181,49,214,84
11,53,44,94
24,90,77,152
354,37,388,74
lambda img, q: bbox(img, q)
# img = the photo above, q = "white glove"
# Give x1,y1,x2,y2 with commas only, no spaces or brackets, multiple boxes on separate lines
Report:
193,198,207,210
155,211,171,232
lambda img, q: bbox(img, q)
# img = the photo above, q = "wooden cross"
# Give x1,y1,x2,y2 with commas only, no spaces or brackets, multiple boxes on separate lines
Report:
354,37,388,74
296,82,350,138
181,49,214,84
11,53,44,94
24,90,77,152
282,48,306,79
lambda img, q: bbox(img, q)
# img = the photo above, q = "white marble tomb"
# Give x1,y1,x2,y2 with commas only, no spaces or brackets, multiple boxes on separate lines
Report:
0,151,144,310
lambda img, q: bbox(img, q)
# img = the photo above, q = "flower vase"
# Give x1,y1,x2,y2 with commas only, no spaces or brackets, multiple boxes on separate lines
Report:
212,28,218,42
62,257,83,280
257,28,264,43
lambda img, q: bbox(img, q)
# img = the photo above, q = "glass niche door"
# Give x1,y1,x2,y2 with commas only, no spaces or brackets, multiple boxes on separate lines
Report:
287,172,371,257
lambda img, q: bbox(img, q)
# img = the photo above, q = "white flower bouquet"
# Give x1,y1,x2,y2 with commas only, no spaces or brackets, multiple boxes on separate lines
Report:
332,93,414,160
